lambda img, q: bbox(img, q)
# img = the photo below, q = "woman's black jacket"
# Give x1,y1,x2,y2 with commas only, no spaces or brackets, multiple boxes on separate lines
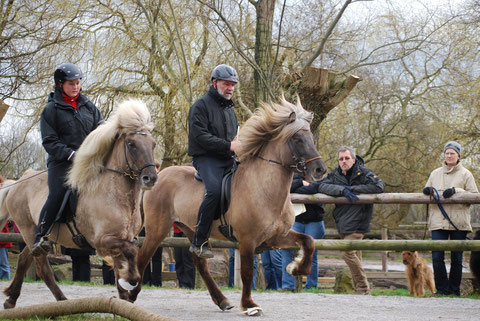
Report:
40,90,103,165
290,174,325,223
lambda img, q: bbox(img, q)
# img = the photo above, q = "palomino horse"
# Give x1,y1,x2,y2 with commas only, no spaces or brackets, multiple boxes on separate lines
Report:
129,97,327,315
0,99,157,308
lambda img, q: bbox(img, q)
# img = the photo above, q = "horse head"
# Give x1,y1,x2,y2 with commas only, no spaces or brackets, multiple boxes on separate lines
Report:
120,131,157,189
68,99,158,194
237,96,327,182
287,127,327,182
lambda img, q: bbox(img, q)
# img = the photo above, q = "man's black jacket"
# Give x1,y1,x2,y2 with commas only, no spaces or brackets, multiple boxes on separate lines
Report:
188,85,238,160
314,156,384,234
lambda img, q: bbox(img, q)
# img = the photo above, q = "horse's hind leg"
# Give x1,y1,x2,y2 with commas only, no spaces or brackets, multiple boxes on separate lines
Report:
193,255,233,311
3,247,67,309
34,254,68,301
3,247,33,309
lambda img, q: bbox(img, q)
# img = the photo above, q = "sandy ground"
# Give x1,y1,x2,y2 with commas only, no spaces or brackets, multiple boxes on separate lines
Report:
0,281,478,321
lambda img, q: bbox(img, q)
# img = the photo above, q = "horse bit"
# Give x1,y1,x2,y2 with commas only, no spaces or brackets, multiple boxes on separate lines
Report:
101,132,156,180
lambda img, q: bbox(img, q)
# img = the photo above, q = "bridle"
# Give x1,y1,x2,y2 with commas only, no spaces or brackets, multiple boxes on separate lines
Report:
255,132,322,176
101,132,156,180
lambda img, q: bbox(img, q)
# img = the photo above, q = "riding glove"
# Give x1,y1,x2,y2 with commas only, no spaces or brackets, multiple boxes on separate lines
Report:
443,187,456,198
422,187,431,195
343,188,359,203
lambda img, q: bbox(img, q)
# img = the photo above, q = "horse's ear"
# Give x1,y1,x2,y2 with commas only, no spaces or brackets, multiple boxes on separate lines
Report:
288,112,296,123
154,159,161,173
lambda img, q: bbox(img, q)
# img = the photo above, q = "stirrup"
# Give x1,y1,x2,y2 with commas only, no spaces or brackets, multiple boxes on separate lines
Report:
31,237,52,257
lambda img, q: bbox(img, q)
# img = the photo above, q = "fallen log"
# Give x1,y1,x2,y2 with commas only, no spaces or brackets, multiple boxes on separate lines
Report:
0,296,177,321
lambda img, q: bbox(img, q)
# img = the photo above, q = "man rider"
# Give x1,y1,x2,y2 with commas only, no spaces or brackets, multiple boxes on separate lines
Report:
187,64,240,258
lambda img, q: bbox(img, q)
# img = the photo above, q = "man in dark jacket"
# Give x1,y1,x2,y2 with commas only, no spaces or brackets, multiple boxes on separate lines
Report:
316,146,384,294
187,64,240,258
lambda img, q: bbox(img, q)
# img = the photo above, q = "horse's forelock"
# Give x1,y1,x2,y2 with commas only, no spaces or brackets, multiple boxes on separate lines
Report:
115,99,153,135
237,97,312,161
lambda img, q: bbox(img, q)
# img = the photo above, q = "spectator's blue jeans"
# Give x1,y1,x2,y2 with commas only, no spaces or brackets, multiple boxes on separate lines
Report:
281,221,325,290
261,250,282,290
0,248,10,280
431,229,467,296
228,248,257,290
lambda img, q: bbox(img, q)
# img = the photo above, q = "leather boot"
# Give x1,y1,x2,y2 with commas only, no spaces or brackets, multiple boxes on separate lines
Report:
31,223,52,256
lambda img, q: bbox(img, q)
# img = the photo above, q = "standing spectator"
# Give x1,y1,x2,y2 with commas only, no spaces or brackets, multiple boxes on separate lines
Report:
261,250,282,290
139,228,162,287
102,260,115,285
61,247,93,282
281,173,325,291
316,146,384,295
173,224,195,289
187,64,240,258
423,141,478,296
0,222,12,280
32,63,103,256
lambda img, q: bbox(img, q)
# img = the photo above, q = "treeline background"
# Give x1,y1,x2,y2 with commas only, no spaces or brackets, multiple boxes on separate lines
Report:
1,0,479,229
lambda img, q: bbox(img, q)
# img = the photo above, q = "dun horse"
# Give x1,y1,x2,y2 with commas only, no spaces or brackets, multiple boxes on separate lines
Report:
0,99,157,308
131,98,327,315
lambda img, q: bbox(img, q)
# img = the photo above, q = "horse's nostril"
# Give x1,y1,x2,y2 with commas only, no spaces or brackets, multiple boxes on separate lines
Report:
142,175,150,184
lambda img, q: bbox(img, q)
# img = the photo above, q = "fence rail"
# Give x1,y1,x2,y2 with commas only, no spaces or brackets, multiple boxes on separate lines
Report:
290,192,480,204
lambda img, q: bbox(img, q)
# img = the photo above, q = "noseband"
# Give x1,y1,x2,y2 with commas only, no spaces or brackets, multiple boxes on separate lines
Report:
102,133,156,180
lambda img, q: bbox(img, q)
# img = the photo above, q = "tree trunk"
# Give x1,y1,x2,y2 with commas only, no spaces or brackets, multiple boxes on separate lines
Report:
283,67,361,135
253,0,275,106
0,99,9,124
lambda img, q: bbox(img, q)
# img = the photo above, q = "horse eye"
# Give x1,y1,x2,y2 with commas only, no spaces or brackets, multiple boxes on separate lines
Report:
127,141,136,148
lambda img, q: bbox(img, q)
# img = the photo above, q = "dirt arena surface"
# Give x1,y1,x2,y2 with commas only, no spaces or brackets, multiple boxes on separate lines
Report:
0,281,478,321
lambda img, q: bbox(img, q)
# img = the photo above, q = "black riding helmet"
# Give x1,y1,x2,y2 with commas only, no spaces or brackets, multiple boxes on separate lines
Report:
211,64,238,83
54,63,83,84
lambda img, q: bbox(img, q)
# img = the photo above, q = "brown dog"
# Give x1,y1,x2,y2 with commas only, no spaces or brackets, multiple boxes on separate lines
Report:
402,251,436,297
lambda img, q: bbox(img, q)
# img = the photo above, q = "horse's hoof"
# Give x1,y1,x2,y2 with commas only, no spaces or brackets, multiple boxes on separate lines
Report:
4,300,15,309
219,300,234,311
242,307,263,316
118,278,138,291
286,262,297,275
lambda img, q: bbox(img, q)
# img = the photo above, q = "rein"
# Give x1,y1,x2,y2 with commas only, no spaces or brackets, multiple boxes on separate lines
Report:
102,134,155,180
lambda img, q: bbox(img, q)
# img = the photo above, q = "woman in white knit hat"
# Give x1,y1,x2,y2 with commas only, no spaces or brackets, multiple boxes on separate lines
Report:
422,141,478,296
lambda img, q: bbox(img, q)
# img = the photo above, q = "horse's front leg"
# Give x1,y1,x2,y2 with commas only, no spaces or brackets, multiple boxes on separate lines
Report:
97,235,140,302
239,245,262,316
274,230,314,277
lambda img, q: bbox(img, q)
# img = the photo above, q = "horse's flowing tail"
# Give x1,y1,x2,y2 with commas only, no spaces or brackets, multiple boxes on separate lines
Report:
0,178,15,224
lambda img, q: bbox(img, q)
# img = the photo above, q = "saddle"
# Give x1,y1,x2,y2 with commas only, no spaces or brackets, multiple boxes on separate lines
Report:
47,189,95,251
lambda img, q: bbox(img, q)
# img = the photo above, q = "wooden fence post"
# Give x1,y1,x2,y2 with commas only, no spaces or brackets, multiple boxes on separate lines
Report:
381,227,388,272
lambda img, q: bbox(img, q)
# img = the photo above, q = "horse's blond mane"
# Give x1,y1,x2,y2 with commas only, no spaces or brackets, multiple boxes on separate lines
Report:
67,99,153,194
236,96,313,162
